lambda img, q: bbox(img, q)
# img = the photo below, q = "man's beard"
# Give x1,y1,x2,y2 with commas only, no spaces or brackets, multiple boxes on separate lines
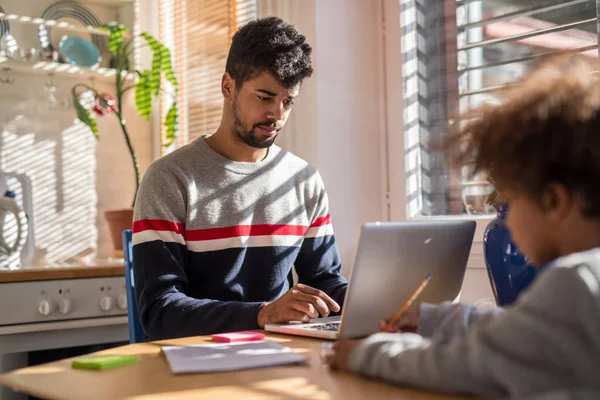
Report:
232,97,279,149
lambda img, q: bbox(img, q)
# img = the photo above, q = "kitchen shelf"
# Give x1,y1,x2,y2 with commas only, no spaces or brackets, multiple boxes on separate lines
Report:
78,0,134,5
0,11,126,37
0,57,136,83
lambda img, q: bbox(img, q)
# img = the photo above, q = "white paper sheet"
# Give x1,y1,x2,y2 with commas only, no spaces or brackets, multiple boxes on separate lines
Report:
162,340,307,374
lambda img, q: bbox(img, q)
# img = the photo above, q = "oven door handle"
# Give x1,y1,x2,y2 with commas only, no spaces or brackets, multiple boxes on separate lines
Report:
0,316,128,335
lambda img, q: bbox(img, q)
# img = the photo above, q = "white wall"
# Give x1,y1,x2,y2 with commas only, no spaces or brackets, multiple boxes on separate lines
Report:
315,0,387,275
0,0,153,261
258,0,320,169
258,0,387,276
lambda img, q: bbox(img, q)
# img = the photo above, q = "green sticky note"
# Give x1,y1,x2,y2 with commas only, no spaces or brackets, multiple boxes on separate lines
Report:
72,355,138,371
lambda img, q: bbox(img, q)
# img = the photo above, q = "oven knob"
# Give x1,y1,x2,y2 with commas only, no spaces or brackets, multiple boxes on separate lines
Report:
38,300,55,316
58,298,72,314
117,293,127,310
100,296,114,311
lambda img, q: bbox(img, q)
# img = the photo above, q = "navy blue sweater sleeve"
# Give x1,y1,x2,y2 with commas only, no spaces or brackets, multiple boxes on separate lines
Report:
294,174,348,308
295,234,348,308
133,241,263,340
133,168,263,340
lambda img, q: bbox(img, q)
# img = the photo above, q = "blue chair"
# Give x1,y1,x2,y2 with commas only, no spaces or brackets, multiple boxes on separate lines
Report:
123,229,145,343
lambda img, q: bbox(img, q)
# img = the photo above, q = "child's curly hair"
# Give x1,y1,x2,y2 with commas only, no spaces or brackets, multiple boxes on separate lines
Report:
443,54,600,217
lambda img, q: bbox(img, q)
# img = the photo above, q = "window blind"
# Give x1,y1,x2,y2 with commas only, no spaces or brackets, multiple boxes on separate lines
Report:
399,0,599,217
159,0,257,150
456,0,598,100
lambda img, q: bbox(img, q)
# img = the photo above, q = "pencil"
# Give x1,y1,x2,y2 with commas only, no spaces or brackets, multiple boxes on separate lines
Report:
385,275,432,331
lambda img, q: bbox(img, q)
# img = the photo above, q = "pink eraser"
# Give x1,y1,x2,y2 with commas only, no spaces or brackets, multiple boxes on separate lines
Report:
211,331,266,343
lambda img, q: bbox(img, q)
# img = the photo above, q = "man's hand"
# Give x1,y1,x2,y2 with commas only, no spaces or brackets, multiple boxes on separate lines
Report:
257,284,340,327
379,310,419,333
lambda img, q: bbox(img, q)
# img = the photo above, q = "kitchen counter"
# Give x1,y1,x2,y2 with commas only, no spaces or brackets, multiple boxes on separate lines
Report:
0,260,124,283
0,259,129,400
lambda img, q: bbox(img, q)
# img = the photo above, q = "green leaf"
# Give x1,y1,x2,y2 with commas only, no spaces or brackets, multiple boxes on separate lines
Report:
150,51,162,96
101,23,129,56
72,92,98,138
141,32,178,94
135,71,152,120
141,33,163,96
164,102,179,146
108,29,124,56
159,45,178,93
141,32,159,49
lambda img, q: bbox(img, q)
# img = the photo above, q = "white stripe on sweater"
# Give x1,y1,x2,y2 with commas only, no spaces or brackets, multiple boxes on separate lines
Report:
133,225,334,252
305,224,334,238
187,235,304,253
133,230,186,246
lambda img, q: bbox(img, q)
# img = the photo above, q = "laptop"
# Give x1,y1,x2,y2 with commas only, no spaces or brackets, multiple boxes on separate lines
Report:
265,220,476,340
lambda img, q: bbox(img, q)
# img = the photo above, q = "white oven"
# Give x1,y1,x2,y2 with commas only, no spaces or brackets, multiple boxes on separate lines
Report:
0,276,129,400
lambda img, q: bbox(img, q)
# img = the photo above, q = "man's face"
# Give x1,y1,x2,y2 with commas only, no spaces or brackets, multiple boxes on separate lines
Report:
230,72,299,149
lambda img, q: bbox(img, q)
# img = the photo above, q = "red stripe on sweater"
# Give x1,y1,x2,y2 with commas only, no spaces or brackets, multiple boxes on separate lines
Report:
133,219,186,235
186,224,307,241
310,215,332,227
133,215,331,241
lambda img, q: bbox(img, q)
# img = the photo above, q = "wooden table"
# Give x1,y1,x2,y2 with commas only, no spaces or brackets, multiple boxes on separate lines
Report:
0,333,470,400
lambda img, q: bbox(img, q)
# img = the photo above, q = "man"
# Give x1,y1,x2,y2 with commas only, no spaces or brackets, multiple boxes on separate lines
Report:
132,17,348,340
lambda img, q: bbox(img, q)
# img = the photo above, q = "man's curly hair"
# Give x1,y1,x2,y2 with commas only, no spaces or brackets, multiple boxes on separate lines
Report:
442,54,600,216
225,17,313,89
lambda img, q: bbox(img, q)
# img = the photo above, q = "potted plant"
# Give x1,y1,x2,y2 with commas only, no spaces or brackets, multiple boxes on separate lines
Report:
71,23,179,251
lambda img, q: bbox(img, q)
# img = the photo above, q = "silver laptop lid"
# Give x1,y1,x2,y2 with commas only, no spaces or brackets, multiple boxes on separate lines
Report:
338,220,475,339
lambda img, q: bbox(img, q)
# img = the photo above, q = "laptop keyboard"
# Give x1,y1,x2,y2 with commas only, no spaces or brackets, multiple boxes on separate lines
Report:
303,322,341,331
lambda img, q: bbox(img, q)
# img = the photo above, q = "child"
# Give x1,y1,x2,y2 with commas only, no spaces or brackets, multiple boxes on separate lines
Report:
327,54,600,399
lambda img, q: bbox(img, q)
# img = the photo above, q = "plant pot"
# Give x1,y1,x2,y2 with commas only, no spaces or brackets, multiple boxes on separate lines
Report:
483,203,538,306
104,208,134,251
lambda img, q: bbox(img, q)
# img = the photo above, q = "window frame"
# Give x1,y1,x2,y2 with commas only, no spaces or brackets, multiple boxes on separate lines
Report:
383,0,491,268
384,0,600,268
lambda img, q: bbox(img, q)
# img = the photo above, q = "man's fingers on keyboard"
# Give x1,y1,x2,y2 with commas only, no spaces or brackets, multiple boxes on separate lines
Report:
291,301,319,319
315,297,331,317
293,292,330,317
286,309,311,323
296,284,340,312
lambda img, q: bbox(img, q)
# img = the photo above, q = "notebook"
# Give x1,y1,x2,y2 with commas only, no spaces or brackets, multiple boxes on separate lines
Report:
162,341,306,374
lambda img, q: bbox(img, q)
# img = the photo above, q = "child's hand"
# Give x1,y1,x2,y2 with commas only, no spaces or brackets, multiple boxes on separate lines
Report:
326,339,364,371
379,310,419,333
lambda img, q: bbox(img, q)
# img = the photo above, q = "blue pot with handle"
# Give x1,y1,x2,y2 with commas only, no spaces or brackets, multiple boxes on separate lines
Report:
483,203,538,306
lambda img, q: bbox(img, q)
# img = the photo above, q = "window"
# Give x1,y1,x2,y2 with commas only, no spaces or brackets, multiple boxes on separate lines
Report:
399,0,599,218
159,0,257,150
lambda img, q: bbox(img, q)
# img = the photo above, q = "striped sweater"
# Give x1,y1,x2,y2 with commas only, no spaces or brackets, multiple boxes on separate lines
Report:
132,137,348,340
